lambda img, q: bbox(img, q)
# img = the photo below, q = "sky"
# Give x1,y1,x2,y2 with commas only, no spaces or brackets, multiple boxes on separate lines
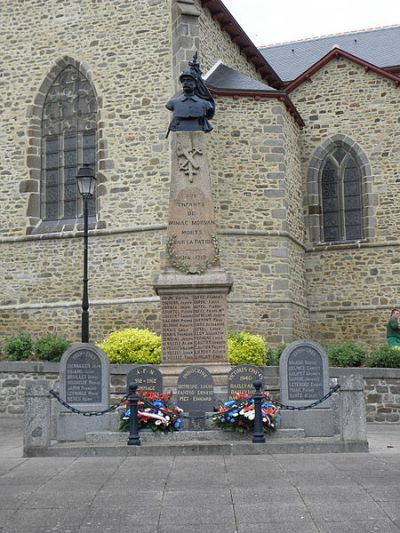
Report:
221,0,400,46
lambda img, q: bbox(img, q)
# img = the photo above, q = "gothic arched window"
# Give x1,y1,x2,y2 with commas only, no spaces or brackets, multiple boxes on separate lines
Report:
41,65,97,220
320,147,363,242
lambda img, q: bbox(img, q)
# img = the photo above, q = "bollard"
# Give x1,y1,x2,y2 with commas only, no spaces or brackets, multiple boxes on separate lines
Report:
24,380,52,456
127,382,141,446
252,380,266,443
338,374,367,443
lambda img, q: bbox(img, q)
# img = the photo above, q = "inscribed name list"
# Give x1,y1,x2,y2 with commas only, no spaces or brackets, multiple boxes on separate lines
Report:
287,347,324,401
177,366,214,413
161,293,227,362
65,350,102,404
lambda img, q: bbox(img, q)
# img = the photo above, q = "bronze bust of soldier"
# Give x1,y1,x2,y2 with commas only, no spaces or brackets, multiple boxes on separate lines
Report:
166,53,215,136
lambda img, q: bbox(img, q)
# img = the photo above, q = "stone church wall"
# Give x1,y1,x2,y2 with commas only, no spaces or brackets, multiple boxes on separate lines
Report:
0,0,172,342
197,1,263,79
207,96,305,342
291,57,400,346
0,0,302,346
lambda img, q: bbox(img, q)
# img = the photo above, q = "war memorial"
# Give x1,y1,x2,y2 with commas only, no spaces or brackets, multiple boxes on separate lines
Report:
22,55,368,457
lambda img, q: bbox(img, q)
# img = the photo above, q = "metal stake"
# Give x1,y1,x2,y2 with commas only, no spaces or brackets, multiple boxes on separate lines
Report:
127,382,141,446
252,379,266,443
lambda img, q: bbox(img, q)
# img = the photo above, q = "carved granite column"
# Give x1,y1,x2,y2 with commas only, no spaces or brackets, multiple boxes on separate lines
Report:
154,55,233,363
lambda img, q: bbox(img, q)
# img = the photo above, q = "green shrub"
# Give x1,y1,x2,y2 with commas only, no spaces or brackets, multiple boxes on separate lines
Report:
227,331,269,366
33,335,70,362
268,343,288,366
368,345,400,368
3,332,33,361
97,328,161,364
327,341,366,367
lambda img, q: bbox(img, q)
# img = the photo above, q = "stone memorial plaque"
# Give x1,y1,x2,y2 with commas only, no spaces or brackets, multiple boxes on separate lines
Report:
279,340,330,408
167,187,219,274
126,365,163,394
161,292,227,362
228,365,264,397
59,344,109,410
177,366,214,413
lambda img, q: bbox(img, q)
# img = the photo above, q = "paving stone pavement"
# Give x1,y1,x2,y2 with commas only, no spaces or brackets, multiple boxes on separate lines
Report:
0,418,399,533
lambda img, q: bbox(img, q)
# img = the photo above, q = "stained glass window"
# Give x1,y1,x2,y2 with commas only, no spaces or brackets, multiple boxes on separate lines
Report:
321,149,362,242
41,66,97,220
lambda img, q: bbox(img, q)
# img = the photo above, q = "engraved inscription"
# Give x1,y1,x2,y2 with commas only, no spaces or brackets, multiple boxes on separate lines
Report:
65,350,102,404
126,365,163,394
228,365,264,397
167,187,219,273
177,366,214,413
161,293,227,362
287,347,324,401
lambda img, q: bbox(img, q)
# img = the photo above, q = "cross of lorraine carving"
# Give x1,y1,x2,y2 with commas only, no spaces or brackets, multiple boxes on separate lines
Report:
177,140,203,183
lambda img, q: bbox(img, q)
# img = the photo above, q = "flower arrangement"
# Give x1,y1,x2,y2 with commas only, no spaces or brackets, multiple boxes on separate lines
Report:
213,392,280,433
118,391,183,432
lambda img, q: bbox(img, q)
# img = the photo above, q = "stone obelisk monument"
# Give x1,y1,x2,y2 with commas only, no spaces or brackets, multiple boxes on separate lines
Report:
154,54,233,363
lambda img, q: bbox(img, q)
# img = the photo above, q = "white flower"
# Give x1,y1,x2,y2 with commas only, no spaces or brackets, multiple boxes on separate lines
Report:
239,409,245,415
155,420,162,425
248,412,255,421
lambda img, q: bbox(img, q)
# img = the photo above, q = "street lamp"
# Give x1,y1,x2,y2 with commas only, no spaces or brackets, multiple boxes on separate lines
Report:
76,164,97,343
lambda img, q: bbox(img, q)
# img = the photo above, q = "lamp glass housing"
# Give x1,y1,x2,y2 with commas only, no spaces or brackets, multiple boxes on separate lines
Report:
76,166,96,198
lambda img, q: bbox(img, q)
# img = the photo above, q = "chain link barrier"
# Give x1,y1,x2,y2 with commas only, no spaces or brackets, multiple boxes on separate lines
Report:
49,389,128,417
49,384,340,420
269,384,340,411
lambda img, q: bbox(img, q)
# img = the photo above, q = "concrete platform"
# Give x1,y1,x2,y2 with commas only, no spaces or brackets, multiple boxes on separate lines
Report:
85,428,306,443
26,434,368,457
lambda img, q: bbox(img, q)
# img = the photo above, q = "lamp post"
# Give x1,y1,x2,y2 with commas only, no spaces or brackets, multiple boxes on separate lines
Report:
76,165,97,343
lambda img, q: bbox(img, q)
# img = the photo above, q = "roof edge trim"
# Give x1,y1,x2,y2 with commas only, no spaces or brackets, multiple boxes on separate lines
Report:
286,48,400,93
200,0,283,89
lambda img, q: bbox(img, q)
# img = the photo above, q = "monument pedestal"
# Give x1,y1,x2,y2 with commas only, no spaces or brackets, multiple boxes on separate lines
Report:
155,129,233,364
154,268,232,363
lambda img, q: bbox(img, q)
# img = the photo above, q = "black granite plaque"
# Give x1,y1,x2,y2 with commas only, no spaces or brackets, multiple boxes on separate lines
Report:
279,341,329,409
126,365,163,394
228,365,264,397
177,366,214,413
65,349,102,404
287,346,324,401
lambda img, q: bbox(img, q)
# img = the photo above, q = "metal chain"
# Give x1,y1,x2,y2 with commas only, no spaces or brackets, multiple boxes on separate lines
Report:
49,385,340,419
49,390,129,417
269,384,340,411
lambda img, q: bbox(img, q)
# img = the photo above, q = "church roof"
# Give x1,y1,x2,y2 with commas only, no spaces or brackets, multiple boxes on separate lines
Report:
204,63,305,128
259,25,400,83
285,47,400,93
205,63,277,92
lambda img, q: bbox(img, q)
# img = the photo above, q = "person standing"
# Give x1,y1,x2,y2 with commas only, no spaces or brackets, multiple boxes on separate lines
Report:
386,308,400,347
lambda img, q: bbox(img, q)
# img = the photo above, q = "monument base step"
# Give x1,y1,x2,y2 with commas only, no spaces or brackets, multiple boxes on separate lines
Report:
85,428,305,444
25,436,369,457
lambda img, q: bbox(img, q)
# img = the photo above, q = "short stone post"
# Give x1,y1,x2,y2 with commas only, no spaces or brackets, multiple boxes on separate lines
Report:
338,375,368,443
252,380,266,444
24,380,52,456
127,382,141,446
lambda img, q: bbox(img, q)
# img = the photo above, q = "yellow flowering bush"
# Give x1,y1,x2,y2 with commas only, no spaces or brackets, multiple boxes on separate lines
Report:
228,331,269,366
97,328,161,364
